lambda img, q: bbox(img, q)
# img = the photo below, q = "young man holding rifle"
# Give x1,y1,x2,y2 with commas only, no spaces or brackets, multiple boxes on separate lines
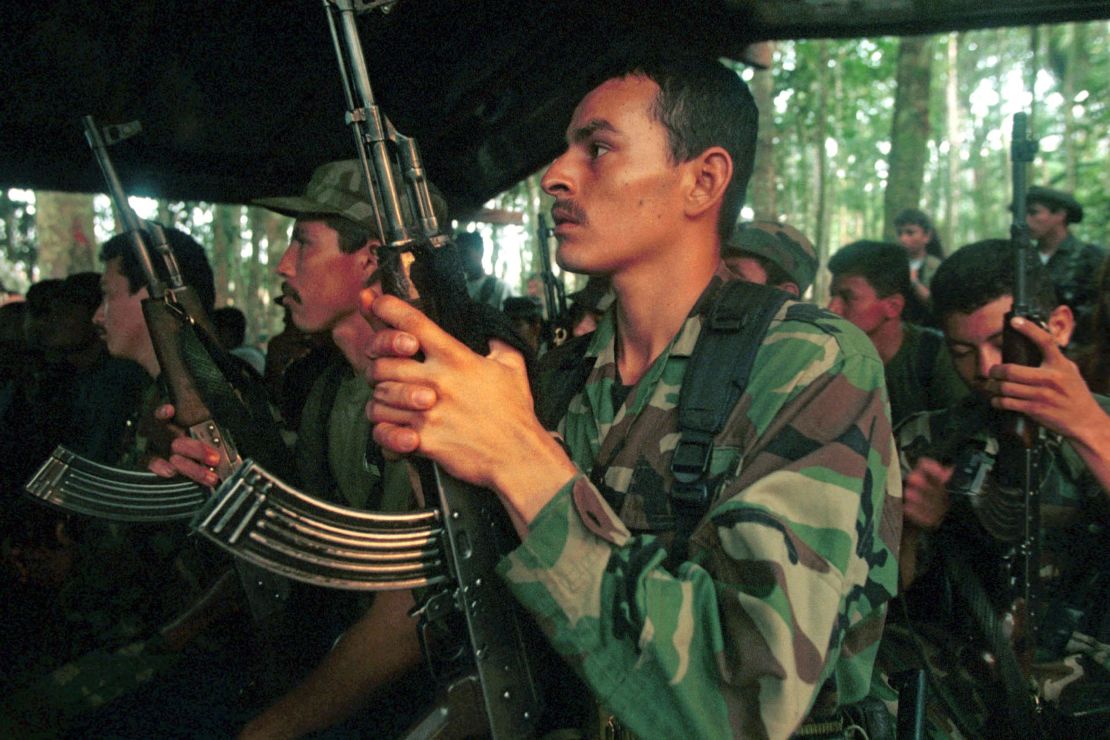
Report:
367,54,901,738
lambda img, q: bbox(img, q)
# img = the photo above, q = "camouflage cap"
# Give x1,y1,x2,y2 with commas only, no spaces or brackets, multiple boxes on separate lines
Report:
725,220,818,293
253,159,448,236
1025,186,1083,224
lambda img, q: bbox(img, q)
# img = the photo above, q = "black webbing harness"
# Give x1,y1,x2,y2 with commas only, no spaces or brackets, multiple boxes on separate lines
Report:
536,279,789,562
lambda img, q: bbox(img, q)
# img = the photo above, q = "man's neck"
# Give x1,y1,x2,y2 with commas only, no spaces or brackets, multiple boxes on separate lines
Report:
611,240,719,386
1036,227,1069,256
870,318,905,365
331,311,375,375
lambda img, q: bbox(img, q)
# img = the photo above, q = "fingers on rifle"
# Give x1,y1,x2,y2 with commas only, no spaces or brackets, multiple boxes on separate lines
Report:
1011,315,1060,356
367,329,421,359
373,381,437,410
372,294,465,362
372,422,420,455
168,453,219,487
148,457,178,479
154,403,177,421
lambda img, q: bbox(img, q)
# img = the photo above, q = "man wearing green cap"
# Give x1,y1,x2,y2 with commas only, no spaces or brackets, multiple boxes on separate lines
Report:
723,219,817,297
1026,186,1106,347
140,159,432,738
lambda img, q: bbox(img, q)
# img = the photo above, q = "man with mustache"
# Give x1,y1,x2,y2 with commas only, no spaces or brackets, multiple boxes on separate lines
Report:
366,54,901,738
140,160,435,738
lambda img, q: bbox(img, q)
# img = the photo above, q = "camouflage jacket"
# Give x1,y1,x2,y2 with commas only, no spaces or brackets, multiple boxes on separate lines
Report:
498,265,902,739
896,395,1110,647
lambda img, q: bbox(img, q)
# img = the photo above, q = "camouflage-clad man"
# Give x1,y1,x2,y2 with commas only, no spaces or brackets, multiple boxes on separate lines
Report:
723,219,818,298
889,239,1110,737
367,54,901,738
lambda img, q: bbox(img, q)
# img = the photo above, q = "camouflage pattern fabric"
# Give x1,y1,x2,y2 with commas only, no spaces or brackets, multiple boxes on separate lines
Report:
498,263,902,739
725,220,818,294
887,395,1110,737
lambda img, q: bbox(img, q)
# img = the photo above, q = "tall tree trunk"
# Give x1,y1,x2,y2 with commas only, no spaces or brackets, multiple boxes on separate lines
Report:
211,204,239,308
883,35,934,241
943,33,962,255
812,40,831,304
750,41,777,222
34,192,98,278
1061,23,1085,192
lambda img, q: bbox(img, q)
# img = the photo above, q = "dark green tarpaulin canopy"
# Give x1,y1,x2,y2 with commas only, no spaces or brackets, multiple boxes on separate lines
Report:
2,0,1107,216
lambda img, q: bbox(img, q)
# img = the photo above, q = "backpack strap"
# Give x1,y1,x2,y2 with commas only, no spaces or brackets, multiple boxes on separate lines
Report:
669,281,789,563
534,332,594,431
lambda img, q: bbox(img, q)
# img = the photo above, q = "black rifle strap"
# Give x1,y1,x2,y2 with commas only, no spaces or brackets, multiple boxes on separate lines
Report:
669,281,789,564
533,281,789,565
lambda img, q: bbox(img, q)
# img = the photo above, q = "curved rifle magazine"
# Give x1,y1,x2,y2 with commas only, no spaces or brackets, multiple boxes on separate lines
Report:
24,445,208,522
195,460,448,591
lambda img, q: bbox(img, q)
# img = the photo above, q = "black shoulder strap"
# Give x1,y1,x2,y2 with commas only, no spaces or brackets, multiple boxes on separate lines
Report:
534,332,594,431
669,281,790,562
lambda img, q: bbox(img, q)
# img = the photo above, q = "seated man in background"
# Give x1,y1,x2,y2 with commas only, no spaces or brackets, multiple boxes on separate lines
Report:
723,219,817,298
828,240,966,426
888,238,1110,737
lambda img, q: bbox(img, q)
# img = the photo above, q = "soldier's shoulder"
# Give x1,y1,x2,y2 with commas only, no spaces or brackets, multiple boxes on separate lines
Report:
762,300,884,369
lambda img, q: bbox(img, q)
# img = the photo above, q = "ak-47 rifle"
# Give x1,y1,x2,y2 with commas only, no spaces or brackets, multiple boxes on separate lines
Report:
537,214,570,347
25,117,294,623
998,110,1044,732
195,2,542,737
25,118,292,523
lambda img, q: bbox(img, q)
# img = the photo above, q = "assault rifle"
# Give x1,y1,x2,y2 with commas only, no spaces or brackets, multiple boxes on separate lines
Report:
1000,110,1043,732
25,117,294,622
195,2,542,736
537,214,569,347
24,118,231,521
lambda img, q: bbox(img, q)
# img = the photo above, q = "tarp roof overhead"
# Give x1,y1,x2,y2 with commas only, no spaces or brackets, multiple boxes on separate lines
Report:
3,0,1108,216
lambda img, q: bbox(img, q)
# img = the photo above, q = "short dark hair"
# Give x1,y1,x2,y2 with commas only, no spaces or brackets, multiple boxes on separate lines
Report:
59,272,103,314
931,239,1058,321
894,208,944,258
828,240,913,300
322,215,376,255
25,279,64,319
615,55,758,240
99,226,216,314
455,231,484,256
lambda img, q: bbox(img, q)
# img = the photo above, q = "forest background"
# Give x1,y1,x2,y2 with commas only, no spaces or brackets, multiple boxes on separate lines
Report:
2,21,1107,347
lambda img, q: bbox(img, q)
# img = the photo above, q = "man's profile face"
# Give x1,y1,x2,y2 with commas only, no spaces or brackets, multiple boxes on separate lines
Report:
542,75,686,276
277,220,378,334
828,274,896,337
1026,203,1066,241
897,225,930,257
93,257,150,364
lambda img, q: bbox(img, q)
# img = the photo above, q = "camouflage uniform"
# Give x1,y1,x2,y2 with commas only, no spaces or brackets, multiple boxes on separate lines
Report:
888,395,1110,736
499,264,902,738
882,322,968,427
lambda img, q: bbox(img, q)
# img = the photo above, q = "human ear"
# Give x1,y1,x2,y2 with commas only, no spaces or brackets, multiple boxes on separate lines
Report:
685,146,732,220
885,292,906,319
1046,304,1074,347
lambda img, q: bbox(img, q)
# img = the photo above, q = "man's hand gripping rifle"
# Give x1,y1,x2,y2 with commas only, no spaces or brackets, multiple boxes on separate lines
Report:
195,2,542,736
24,118,252,522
